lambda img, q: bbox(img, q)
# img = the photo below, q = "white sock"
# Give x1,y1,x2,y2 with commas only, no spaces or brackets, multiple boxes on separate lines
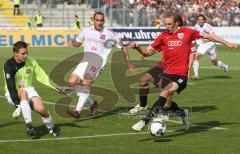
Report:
88,96,94,106
193,60,199,77
76,86,90,112
42,114,54,130
217,60,227,69
20,100,32,124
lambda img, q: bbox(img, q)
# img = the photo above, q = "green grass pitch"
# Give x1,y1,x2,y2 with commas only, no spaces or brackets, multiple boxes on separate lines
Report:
0,46,240,154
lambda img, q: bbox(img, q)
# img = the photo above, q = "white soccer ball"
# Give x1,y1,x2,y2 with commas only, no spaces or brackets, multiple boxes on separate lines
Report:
149,120,167,137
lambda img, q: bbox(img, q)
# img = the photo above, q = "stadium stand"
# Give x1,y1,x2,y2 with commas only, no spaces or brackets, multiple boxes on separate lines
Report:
0,0,239,27
0,0,29,27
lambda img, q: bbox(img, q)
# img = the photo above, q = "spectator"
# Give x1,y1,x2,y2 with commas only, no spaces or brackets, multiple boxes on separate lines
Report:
13,0,21,15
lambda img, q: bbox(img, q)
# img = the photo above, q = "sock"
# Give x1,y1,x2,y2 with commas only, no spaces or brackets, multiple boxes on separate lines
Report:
42,114,54,130
139,88,149,107
168,101,185,117
193,60,199,77
87,96,94,107
142,96,167,124
217,60,227,70
76,85,90,112
20,100,32,124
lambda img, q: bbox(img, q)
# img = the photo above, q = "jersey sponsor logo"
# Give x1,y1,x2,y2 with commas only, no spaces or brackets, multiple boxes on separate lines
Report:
168,40,182,47
104,39,117,49
6,73,10,79
100,34,106,40
177,78,184,83
25,67,32,74
177,33,184,39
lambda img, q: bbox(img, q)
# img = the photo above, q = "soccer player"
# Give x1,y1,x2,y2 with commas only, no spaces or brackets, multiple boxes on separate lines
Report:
3,41,60,137
66,12,136,119
130,12,238,132
129,15,197,120
192,14,229,79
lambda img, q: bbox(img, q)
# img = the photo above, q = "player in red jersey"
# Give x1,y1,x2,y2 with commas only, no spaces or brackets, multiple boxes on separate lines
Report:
130,12,238,132
129,15,196,122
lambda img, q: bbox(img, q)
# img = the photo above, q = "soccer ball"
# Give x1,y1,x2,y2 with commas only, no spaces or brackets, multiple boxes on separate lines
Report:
148,120,167,137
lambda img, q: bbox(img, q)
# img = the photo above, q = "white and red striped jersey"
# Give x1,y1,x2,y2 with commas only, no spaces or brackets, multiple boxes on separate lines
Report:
194,23,215,45
76,26,122,67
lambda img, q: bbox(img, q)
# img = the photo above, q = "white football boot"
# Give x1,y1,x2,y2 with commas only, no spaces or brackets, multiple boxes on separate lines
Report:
12,105,21,119
129,104,148,114
132,120,146,132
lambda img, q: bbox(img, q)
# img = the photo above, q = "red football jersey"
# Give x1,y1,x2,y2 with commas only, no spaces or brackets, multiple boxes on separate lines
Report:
151,27,203,76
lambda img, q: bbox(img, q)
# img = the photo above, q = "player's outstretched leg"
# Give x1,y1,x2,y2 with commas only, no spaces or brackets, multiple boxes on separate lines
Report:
42,115,60,137
68,85,91,119
88,96,98,118
12,105,21,119
26,122,36,137
130,73,152,114
192,60,199,80
167,101,190,130
132,96,167,131
215,60,229,72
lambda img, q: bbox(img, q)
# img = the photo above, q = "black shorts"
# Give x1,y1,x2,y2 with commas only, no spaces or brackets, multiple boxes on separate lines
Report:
147,66,164,86
160,74,188,94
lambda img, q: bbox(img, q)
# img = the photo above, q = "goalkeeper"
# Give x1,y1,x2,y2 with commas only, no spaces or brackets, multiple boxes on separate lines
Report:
3,41,60,137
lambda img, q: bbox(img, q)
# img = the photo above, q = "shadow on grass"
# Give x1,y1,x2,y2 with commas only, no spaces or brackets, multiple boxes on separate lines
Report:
192,75,231,81
190,105,217,113
140,120,240,142
0,121,21,129
32,122,91,139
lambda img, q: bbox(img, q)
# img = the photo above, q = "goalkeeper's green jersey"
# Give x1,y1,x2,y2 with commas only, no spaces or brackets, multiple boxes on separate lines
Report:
3,56,54,105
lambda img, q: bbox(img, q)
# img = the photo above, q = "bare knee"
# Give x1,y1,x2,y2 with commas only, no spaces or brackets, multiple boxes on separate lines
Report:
82,79,93,87
195,53,202,60
139,77,150,88
160,90,170,99
18,89,28,100
69,74,81,87
35,106,48,117
211,59,217,65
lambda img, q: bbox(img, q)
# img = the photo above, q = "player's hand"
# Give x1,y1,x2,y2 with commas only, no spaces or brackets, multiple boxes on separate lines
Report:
187,70,191,79
140,56,147,61
55,86,73,95
55,86,64,93
128,42,139,49
67,39,76,47
128,64,138,75
227,43,238,49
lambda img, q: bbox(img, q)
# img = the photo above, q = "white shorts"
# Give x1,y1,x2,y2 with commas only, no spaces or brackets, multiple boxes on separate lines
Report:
5,87,40,106
72,61,103,81
197,42,217,60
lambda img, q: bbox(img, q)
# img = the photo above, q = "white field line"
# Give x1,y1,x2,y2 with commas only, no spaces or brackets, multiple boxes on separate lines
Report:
0,95,227,144
0,95,229,130
0,131,162,143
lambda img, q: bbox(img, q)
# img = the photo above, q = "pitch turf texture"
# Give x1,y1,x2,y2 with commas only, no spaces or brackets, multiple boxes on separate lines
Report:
0,46,240,154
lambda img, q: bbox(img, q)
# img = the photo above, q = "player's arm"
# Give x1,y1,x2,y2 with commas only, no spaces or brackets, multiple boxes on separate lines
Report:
67,39,82,47
128,42,157,57
33,59,55,89
204,34,238,49
68,29,85,47
4,63,20,107
121,46,138,74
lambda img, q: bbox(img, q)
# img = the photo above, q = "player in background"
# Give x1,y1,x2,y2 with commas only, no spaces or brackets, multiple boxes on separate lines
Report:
130,12,238,132
192,14,229,80
3,41,60,137
66,12,136,119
